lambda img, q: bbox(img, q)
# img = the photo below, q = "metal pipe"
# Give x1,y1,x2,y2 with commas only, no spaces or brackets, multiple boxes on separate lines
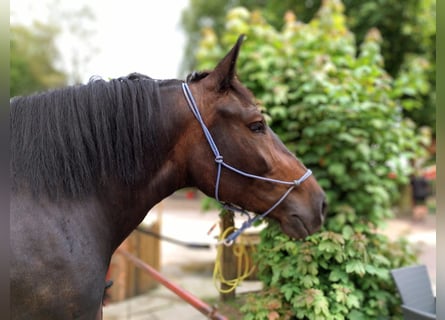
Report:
116,248,228,320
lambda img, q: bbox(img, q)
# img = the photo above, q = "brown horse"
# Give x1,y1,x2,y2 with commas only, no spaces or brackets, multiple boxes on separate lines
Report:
10,35,326,319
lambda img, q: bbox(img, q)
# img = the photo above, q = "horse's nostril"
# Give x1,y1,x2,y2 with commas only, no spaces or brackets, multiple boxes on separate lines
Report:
321,198,328,221
320,198,328,223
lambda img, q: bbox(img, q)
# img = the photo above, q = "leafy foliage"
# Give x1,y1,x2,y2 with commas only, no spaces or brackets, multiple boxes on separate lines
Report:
196,2,424,319
181,0,436,134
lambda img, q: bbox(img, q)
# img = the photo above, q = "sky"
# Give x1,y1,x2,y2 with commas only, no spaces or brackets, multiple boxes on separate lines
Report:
10,0,189,83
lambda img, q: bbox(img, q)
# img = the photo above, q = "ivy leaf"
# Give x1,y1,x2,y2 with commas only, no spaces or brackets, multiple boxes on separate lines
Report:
335,251,345,263
346,294,361,309
282,284,296,301
342,225,354,240
329,269,348,283
338,132,358,143
270,106,287,119
346,260,366,276
365,264,389,280
302,274,319,288
314,295,330,316
335,291,348,303
328,162,346,177
244,314,255,320
319,240,337,253
357,143,371,160
283,241,298,255
349,309,368,320
281,264,294,278
303,93,329,105
307,262,318,276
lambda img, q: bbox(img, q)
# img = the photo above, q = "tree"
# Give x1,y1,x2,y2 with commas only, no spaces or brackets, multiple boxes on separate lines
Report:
10,0,96,97
196,2,424,318
182,0,435,76
10,22,67,97
343,0,436,133
181,0,318,73
181,0,436,134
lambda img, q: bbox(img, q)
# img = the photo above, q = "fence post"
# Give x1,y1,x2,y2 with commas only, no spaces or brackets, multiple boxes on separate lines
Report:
219,209,236,301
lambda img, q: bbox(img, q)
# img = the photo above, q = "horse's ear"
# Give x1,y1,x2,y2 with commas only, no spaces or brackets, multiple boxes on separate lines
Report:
206,35,245,91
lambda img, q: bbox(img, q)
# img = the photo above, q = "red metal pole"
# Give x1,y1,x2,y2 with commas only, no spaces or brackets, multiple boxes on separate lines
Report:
116,248,228,320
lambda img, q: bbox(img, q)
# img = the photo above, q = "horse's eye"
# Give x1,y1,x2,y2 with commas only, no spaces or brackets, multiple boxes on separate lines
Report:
249,121,265,133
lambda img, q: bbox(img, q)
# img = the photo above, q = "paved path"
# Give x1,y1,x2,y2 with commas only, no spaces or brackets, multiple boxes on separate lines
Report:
103,193,436,319
380,213,436,293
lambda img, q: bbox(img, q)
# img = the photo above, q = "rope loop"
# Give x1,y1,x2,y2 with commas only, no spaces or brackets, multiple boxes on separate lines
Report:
215,156,224,164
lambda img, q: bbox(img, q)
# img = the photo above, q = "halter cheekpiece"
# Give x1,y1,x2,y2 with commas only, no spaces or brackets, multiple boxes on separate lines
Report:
181,82,312,245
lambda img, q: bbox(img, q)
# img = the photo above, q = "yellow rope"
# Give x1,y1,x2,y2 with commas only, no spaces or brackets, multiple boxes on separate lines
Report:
213,226,257,293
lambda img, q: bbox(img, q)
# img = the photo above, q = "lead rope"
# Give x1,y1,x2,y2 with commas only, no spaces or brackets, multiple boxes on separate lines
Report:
213,226,257,293
182,82,312,246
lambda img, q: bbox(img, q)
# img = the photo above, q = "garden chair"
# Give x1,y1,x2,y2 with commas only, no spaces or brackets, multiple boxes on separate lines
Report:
391,265,436,320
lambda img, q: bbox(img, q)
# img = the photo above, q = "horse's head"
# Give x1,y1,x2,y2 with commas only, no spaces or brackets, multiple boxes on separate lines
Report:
182,35,327,239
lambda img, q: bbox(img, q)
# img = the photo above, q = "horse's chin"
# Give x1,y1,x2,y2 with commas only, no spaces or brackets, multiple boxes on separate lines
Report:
279,215,312,240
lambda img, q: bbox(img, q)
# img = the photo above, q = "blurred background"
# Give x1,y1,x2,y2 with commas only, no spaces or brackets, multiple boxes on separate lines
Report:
10,0,188,91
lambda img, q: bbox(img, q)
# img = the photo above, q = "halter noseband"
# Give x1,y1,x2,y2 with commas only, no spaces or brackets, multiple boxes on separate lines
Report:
181,83,312,245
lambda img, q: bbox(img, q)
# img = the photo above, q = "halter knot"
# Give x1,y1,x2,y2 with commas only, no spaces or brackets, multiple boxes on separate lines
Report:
215,156,224,164
293,169,312,186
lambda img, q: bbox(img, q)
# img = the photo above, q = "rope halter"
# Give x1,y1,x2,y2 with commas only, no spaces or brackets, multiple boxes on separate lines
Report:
182,83,312,245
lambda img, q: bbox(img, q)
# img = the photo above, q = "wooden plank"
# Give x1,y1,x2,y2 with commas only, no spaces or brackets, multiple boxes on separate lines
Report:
107,208,161,302
219,210,236,301
134,219,161,294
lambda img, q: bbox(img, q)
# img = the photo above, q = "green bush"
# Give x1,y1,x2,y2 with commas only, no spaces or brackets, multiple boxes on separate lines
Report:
196,1,424,319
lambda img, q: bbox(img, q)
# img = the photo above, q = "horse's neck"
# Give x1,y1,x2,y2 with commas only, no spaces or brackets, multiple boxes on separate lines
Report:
101,84,190,250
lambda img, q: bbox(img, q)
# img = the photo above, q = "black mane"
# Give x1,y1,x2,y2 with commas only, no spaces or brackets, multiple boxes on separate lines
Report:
186,71,209,83
11,74,173,199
